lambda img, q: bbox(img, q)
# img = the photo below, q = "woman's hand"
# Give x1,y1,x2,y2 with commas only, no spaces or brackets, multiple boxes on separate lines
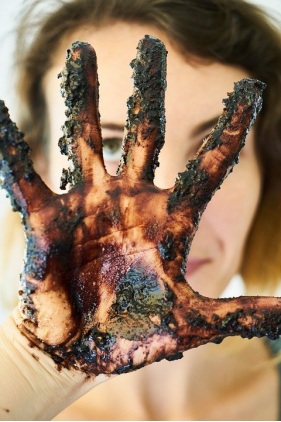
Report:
0,36,280,376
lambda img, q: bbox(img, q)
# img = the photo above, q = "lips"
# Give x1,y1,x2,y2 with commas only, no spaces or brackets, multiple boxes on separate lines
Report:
185,257,211,278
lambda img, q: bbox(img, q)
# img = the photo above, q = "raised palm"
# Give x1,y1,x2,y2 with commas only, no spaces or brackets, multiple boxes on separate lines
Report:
1,36,280,375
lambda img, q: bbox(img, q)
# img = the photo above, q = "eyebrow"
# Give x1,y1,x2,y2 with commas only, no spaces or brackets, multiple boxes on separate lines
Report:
190,115,221,138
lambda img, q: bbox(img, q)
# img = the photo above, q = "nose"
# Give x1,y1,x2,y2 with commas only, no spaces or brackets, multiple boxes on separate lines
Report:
154,147,186,189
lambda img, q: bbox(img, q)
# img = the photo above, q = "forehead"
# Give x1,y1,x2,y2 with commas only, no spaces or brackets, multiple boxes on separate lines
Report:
44,21,251,128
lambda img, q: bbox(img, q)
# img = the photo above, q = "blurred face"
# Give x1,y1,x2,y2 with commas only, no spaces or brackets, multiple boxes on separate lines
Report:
43,22,261,297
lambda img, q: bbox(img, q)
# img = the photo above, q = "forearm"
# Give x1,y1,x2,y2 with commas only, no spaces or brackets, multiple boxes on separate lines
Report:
0,309,108,421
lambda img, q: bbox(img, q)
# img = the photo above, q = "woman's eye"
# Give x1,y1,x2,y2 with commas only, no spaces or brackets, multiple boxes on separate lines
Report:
102,137,123,162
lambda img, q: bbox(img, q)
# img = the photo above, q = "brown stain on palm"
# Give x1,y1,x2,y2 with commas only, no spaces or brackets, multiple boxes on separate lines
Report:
1,36,280,376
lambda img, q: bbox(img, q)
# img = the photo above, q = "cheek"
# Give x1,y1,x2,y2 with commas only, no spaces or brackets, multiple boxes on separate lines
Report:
197,157,262,264
187,152,262,297
217,150,261,237
209,173,259,245
198,126,261,254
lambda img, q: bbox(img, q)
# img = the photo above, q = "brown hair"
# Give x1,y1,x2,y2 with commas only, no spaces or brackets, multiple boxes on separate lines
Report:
11,0,281,294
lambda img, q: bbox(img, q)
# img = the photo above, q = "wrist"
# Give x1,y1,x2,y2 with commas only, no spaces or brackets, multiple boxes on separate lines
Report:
0,308,109,420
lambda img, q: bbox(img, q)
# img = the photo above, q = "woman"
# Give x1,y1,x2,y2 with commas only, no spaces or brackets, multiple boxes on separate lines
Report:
0,0,281,419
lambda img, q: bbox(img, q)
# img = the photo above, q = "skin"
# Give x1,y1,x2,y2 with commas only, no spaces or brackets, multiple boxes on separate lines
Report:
44,22,261,298
0,23,278,422
42,23,278,420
